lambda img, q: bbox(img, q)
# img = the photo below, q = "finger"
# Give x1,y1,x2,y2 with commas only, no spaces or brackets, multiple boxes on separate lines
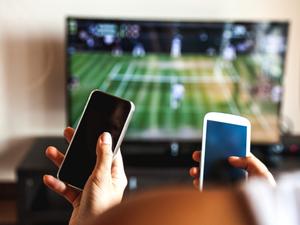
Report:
64,127,75,143
228,156,246,168
111,149,128,188
228,156,267,175
228,155,276,186
43,175,80,206
192,150,201,162
189,167,200,178
45,146,65,167
193,178,199,189
93,132,113,178
112,149,124,173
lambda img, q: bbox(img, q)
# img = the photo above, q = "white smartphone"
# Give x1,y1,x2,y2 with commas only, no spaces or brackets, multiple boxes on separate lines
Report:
57,90,135,190
199,112,251,190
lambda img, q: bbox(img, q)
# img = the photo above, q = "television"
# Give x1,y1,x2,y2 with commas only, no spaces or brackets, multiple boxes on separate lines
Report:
66,17,289,145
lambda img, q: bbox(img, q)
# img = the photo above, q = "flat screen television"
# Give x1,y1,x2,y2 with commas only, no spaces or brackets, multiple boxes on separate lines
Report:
66,17,289,145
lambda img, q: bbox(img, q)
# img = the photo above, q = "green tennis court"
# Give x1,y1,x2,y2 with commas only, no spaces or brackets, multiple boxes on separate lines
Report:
69,52,279,142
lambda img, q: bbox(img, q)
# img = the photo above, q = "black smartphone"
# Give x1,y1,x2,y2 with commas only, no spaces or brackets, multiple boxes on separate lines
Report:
57,90,135,190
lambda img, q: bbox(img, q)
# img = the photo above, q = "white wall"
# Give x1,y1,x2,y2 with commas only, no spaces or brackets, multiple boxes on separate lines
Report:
0,0,300,152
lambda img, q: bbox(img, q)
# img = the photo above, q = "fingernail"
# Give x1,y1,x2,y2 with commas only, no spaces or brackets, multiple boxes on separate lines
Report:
228,156,239,161
43,174,52,183
101,132,112,145
45,147,52,155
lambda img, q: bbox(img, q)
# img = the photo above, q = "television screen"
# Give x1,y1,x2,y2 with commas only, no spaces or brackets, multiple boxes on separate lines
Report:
66,17,289,144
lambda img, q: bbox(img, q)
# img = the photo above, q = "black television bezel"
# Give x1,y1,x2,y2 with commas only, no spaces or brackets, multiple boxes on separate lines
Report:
65,16,290,148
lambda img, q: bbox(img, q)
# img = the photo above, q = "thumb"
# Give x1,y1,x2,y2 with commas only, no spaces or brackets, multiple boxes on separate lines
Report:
228,155,268,176
228,156,246,168
93,132,113,178
228,155,276,186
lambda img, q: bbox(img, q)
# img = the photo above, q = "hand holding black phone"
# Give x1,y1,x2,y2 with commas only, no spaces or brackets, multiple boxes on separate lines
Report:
57,90,135,190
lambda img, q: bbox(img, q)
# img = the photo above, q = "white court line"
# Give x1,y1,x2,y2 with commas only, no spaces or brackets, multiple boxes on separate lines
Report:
114,62,135,97
131,60,156,128
111,73,239,84
135,105,203,112
133,58,158,100
224,61,240,81
133,71,152,106
189,61,211,114
214,59,241,115
99,63,123,91
148,66,161,129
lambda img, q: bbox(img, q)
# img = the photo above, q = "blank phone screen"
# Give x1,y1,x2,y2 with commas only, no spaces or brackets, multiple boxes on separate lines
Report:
203,120,247,187
59,91,132,189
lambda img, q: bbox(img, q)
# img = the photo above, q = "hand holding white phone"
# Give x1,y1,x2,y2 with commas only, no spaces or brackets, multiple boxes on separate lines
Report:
199,112,251,190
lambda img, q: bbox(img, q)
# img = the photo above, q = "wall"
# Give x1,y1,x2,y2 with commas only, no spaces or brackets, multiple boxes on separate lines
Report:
0,0,300,153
